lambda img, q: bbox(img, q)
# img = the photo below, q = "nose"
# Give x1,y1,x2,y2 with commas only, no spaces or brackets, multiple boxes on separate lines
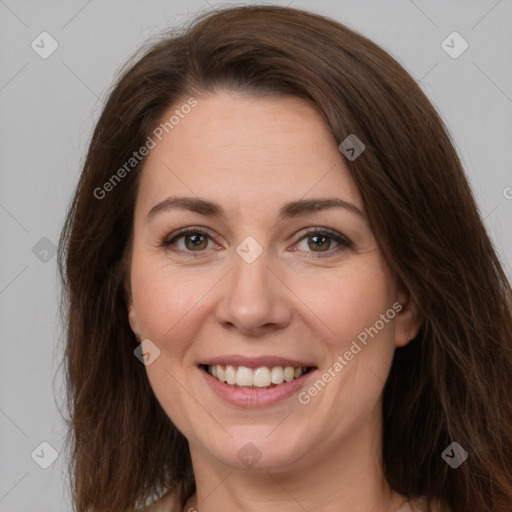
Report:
214,248,292,336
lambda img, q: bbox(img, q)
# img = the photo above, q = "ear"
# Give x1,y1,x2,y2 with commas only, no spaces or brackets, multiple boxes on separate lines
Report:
124,276,141,341
394,286,423,348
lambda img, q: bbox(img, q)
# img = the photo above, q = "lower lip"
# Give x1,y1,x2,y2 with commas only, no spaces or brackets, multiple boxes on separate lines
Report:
199,366,317,408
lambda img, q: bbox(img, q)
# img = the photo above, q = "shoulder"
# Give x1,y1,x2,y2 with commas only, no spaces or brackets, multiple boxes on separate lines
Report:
395,496,452,512
404,496,452,512
136,488,181,512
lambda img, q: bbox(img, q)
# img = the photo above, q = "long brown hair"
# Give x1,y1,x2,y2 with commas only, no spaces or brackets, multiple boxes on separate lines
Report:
58,5,512,511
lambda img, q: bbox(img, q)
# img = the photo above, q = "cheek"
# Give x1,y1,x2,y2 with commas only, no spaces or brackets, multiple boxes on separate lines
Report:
291,260,395,347
131,275,171,340
129,254,210,342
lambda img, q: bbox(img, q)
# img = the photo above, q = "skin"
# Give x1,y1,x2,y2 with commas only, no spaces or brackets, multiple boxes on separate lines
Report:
126,91,423,512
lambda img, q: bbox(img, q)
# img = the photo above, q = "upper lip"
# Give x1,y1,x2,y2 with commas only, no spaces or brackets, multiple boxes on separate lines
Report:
199,355,317,369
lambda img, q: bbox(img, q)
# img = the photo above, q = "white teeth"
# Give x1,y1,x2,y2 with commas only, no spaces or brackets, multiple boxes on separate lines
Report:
236,366,254,386
225,365,236,385
271,366,284,384
207,364,310,388
284,367,294,382
253,367,271,387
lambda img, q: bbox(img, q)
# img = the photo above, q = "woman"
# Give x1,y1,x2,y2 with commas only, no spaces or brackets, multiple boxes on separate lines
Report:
58,5,512,512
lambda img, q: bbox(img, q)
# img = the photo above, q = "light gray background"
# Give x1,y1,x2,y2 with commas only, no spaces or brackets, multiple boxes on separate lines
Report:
1,0,511,510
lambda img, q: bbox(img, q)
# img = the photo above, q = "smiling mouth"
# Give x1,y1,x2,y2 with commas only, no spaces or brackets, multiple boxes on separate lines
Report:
200,364,315,389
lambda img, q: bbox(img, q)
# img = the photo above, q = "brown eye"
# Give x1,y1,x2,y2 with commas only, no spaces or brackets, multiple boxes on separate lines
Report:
307,234,332,252
295,229,352,258
162,227,215,256
183,233,209,250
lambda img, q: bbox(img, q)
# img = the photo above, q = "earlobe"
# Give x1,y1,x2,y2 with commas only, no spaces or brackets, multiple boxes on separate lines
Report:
124,278,140,340
395,288,423,348
128,305,140,340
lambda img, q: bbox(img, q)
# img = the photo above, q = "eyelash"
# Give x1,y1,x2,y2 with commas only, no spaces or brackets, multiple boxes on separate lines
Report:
160,226,352,259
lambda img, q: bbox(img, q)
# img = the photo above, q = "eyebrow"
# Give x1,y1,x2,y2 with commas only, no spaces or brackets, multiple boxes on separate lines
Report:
145,196,365,223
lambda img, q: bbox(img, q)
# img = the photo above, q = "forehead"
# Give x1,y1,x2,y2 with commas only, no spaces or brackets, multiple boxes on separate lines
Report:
136,92,362,215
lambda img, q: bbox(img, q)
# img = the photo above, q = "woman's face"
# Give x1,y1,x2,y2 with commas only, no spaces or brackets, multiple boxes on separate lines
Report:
127,91,419,473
